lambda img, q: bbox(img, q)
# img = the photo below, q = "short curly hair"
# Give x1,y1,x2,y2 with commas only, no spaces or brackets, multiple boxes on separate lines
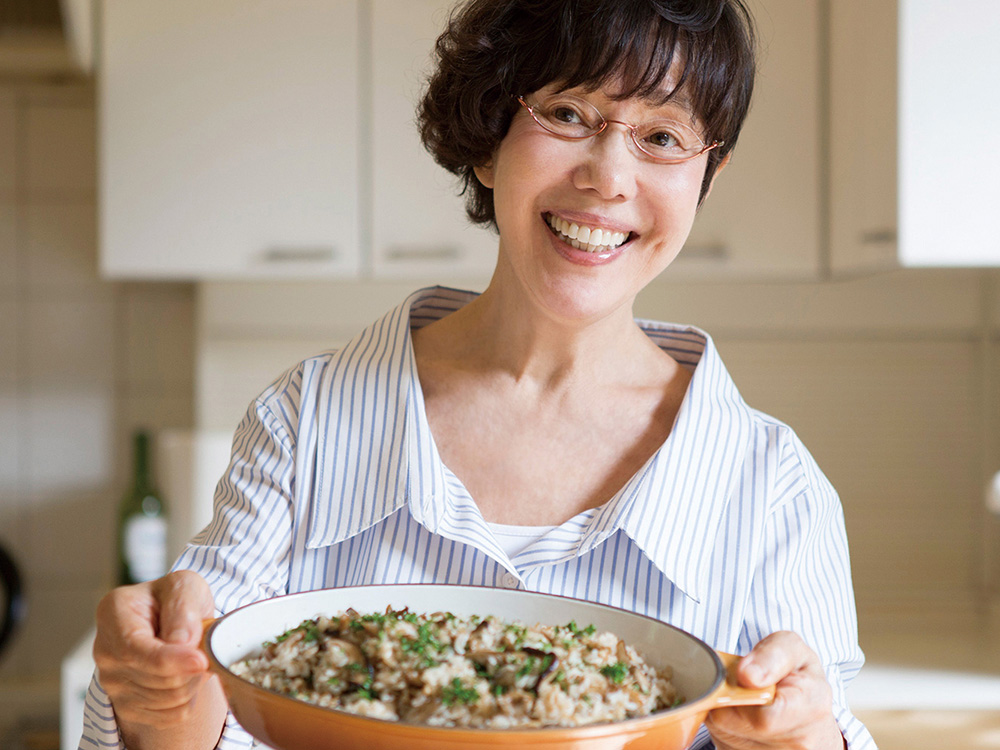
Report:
418,0,757,229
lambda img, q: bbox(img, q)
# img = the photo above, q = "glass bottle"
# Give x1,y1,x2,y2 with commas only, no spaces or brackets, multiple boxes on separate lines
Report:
117,431,168,585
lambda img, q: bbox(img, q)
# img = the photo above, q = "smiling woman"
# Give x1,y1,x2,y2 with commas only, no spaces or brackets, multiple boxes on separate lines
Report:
80,2,875,750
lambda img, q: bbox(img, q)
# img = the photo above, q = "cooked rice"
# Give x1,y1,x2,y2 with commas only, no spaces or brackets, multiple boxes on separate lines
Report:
230,607,681,728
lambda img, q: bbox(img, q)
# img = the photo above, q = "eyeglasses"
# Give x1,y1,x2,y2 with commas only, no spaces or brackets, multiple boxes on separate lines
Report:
517,93,723,165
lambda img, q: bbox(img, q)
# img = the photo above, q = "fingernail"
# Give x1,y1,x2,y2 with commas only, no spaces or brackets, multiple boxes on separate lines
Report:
744,663,766,684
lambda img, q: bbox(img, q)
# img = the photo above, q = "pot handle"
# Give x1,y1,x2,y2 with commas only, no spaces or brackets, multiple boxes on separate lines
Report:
200,618,218,656
708,652,776,709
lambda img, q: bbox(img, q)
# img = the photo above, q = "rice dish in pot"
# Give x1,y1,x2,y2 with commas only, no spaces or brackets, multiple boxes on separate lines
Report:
230,607,682,728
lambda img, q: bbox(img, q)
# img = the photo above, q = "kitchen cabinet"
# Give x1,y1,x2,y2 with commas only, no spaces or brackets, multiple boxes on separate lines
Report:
370,0,497,281
828,0,899,275
897,0,1000,267
99,0,875,282
99,0,360,279
673,0,823,280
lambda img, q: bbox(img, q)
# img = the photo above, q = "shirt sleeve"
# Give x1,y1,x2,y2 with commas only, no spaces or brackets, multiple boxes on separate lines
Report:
78,367,302,750
737,429,877,750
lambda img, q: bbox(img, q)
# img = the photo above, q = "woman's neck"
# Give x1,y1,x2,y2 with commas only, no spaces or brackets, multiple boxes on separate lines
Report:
413,278,673,394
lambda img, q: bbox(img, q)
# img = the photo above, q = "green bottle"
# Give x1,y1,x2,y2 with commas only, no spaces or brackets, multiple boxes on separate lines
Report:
117,431,168,586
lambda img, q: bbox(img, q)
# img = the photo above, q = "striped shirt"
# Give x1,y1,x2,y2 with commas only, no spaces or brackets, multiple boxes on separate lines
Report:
80,286,876,749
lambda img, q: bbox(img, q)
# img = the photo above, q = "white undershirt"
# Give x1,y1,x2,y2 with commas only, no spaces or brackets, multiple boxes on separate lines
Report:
486,521,558,558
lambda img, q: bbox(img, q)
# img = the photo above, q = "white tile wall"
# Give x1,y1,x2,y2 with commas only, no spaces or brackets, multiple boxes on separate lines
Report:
22,390,116,495
0,203,16,286
0,92,16,197
120,283,196,391
0,295,17,385
0,77,195,718
0,393,19,494
23,203,99,290
25,298,116,386
197,336,342,430
23,89,96,197
25,490,116,588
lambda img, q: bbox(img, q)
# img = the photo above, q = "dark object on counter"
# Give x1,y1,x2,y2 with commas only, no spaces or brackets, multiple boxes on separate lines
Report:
0,541,26,660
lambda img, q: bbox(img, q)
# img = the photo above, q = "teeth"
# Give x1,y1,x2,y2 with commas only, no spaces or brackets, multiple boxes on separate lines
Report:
546,215,629,253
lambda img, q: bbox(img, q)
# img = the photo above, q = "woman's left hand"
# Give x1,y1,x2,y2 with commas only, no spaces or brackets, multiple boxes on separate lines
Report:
704,631,846,750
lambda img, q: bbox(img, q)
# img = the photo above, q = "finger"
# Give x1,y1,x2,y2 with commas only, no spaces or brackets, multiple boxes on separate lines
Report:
707,686,797,739
94,577,210,678
152,571,216,647
102,672,209,711
99,643,208,690
738,631,817,688
111,675,218,730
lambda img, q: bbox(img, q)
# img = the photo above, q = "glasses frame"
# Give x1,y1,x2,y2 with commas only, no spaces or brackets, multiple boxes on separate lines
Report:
517,95,724,165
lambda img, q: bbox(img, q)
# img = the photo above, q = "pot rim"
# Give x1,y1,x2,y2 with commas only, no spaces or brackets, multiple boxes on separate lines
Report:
204,583,729,734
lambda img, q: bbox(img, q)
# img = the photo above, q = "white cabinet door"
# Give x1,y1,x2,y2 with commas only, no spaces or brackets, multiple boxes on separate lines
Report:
673,0,823,280
898,0,1000,267
100,0,359,279
370,0,497,284
828,0,899,274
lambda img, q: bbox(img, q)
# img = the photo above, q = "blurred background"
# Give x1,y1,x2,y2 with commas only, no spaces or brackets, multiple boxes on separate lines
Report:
0,0,998,748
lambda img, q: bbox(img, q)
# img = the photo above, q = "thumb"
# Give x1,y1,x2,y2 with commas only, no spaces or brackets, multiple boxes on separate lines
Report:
153,571,215,647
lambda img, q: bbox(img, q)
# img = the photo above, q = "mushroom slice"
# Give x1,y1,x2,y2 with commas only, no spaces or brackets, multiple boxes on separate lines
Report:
522,647,558,692
325,638,371,685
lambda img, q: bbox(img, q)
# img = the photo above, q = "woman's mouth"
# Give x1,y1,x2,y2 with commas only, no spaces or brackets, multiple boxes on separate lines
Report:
544,214,633,254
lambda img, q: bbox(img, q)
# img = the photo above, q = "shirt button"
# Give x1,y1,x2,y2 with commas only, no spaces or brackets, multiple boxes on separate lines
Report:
501,572,519,589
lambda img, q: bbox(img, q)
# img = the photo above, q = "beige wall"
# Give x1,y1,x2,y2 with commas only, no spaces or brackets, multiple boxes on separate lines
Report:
0,80,195,721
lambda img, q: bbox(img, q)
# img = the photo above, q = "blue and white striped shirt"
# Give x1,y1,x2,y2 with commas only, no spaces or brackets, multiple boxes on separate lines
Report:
80,286,875,749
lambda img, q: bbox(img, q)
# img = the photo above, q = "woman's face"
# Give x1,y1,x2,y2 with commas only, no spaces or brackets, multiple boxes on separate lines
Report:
475,82,725,327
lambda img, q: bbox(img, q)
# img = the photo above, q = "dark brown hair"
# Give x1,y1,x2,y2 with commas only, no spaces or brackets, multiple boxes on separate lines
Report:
418,0,757,228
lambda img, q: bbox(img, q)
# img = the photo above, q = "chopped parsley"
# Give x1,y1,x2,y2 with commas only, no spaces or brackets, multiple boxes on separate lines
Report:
354,676,377,701
400,622,447,658
565,620,596,637
441,678,479,706
600,661,629,684
265,618,321,648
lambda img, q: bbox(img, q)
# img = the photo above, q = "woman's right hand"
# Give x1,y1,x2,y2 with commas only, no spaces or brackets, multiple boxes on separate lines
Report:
93,570,228,750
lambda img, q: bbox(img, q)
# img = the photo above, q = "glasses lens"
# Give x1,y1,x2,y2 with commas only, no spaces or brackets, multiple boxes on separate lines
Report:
530,94,603,138
633,120,706,163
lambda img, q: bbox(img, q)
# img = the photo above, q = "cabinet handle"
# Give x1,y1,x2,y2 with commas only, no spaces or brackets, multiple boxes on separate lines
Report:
384,245,460,262
680,243,729,260
860,229,897,245
260,246,338,263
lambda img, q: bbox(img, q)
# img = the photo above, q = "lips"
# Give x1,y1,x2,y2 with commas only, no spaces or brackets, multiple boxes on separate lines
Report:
544,213,634,254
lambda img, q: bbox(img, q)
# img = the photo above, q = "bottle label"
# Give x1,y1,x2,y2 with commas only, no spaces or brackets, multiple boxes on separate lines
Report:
123,515,168,582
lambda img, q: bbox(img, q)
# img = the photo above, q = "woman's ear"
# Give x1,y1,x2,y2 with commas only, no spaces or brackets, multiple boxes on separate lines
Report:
473,162,495,189
702,152,732,201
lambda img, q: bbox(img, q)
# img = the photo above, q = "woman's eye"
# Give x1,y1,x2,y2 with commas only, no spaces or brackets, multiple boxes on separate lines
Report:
549,105,583,124
645,130,681,150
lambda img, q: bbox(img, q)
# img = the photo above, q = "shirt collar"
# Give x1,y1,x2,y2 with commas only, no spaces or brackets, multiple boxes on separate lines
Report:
603,320,753,604
305,287,473,549
305,290,755,605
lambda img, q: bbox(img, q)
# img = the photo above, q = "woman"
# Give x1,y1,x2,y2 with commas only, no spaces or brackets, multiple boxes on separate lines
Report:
82,1,875,748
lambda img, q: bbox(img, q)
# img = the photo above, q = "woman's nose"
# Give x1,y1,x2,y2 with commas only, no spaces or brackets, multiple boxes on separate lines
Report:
571,122,639,201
